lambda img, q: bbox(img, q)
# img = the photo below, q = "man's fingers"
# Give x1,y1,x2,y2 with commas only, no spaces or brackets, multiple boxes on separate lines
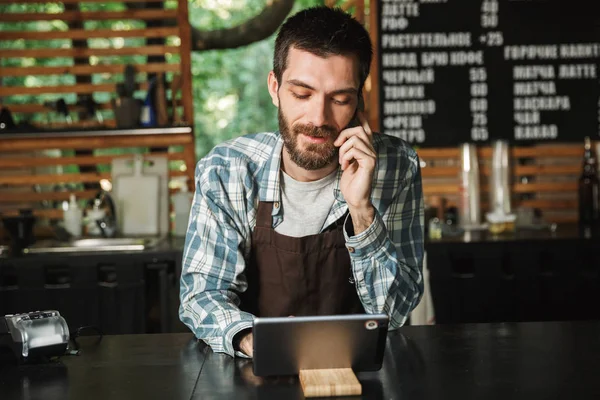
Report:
341,147,375,166
335,128,374,152
339,147,376,171
338,135,374,159
335,110,374,147
338,133,376,170
334,126,359,146
240,332,254,357
335,110,376,170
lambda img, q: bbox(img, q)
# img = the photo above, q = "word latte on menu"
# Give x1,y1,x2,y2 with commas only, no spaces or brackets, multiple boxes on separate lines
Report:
507,43,600,140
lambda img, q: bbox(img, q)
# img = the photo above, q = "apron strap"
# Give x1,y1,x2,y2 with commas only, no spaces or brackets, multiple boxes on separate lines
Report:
255,201,274,228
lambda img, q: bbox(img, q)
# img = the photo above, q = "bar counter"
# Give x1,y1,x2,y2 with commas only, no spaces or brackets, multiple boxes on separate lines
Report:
2,321,600,399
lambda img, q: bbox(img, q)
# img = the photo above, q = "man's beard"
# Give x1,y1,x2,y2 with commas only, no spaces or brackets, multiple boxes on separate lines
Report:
278,109,339,170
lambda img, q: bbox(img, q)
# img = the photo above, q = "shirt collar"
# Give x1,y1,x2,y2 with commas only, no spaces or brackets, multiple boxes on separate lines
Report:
259,132,284,203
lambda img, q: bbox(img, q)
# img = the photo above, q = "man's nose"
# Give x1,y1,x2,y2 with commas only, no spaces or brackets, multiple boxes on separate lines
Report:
306,97,330,127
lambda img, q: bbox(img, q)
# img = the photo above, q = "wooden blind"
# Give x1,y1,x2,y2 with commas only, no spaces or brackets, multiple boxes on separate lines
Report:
0,0,194,130
0,127,197,240
0,0,197,238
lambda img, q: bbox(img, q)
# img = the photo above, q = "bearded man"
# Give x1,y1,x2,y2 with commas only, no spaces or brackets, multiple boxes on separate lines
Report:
179,6,424,358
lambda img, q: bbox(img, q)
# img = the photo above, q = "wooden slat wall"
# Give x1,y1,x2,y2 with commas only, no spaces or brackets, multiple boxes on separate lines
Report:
0,131,195,238
0,0,197,238
0,0,194,131
0,9,178,22
417,143,589,224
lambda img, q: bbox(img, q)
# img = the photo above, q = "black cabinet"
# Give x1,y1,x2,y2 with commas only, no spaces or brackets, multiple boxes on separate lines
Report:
426,234,600,324
0,241,185,334
145,260,187,333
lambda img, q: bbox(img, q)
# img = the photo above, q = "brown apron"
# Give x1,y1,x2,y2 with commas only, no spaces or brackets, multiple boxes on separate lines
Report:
241,201,365,317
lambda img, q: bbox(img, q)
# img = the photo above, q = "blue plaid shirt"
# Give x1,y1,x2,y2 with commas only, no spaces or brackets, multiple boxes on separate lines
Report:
179,131,424,357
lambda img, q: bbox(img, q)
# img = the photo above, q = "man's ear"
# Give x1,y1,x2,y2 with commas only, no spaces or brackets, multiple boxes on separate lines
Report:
267,71,280,107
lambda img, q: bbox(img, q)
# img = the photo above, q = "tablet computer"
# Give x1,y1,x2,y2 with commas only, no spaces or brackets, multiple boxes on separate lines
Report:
252,314,389,377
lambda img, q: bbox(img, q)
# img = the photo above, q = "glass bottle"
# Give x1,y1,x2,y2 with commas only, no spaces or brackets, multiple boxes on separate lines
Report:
578,137,600,238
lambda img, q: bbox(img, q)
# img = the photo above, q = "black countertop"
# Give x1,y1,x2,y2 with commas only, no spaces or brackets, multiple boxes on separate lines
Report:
0,334,204,400
0,236,186,261
2,320,600,400
0,126,193,140
0,224,590,262
427,223,587,244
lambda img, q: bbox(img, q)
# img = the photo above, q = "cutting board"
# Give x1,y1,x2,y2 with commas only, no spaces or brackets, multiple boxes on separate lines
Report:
111,154,169,236
112,154,160,236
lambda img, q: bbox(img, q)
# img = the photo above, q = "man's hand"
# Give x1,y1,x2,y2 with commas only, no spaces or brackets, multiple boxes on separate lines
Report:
238,331,253,357
334,110,376,235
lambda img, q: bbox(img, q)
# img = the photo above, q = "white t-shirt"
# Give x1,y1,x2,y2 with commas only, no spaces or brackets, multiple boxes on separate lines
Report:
275,170,337,237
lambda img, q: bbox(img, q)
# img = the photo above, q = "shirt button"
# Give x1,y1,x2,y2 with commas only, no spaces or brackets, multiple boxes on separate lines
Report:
274,202,280,208
347,246,355,253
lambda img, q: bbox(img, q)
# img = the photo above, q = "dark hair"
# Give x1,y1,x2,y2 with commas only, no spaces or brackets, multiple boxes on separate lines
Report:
273,6,372,92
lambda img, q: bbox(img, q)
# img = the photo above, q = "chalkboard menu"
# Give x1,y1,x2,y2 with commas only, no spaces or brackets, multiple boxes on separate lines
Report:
378,0,600,146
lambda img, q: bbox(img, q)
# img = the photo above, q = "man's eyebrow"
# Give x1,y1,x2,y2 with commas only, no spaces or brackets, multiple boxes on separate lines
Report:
287,79,315,90
286,79,358,95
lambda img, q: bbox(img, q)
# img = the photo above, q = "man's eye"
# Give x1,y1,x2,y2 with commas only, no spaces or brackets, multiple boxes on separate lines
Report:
333,98,351,106
291,92,310,99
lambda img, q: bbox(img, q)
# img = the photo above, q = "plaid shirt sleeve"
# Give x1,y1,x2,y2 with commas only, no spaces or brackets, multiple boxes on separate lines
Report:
344,139,425,329
179,157,255,358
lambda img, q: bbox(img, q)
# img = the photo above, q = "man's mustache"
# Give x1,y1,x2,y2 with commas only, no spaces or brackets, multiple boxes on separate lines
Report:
293,124,338,139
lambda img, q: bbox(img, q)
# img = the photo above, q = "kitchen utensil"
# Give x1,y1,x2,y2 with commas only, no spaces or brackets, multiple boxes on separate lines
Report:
141,155,169,236
0,106,16,131
140,77,157,127
115,83,125,100
56,99,72,124
490,140,511,215
112,155,160,236
79,94,103,124
459,143,481,229
43,99,72,125
1,209,36,255
113,97,141,128
111,155,168,236
123,64,136,98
